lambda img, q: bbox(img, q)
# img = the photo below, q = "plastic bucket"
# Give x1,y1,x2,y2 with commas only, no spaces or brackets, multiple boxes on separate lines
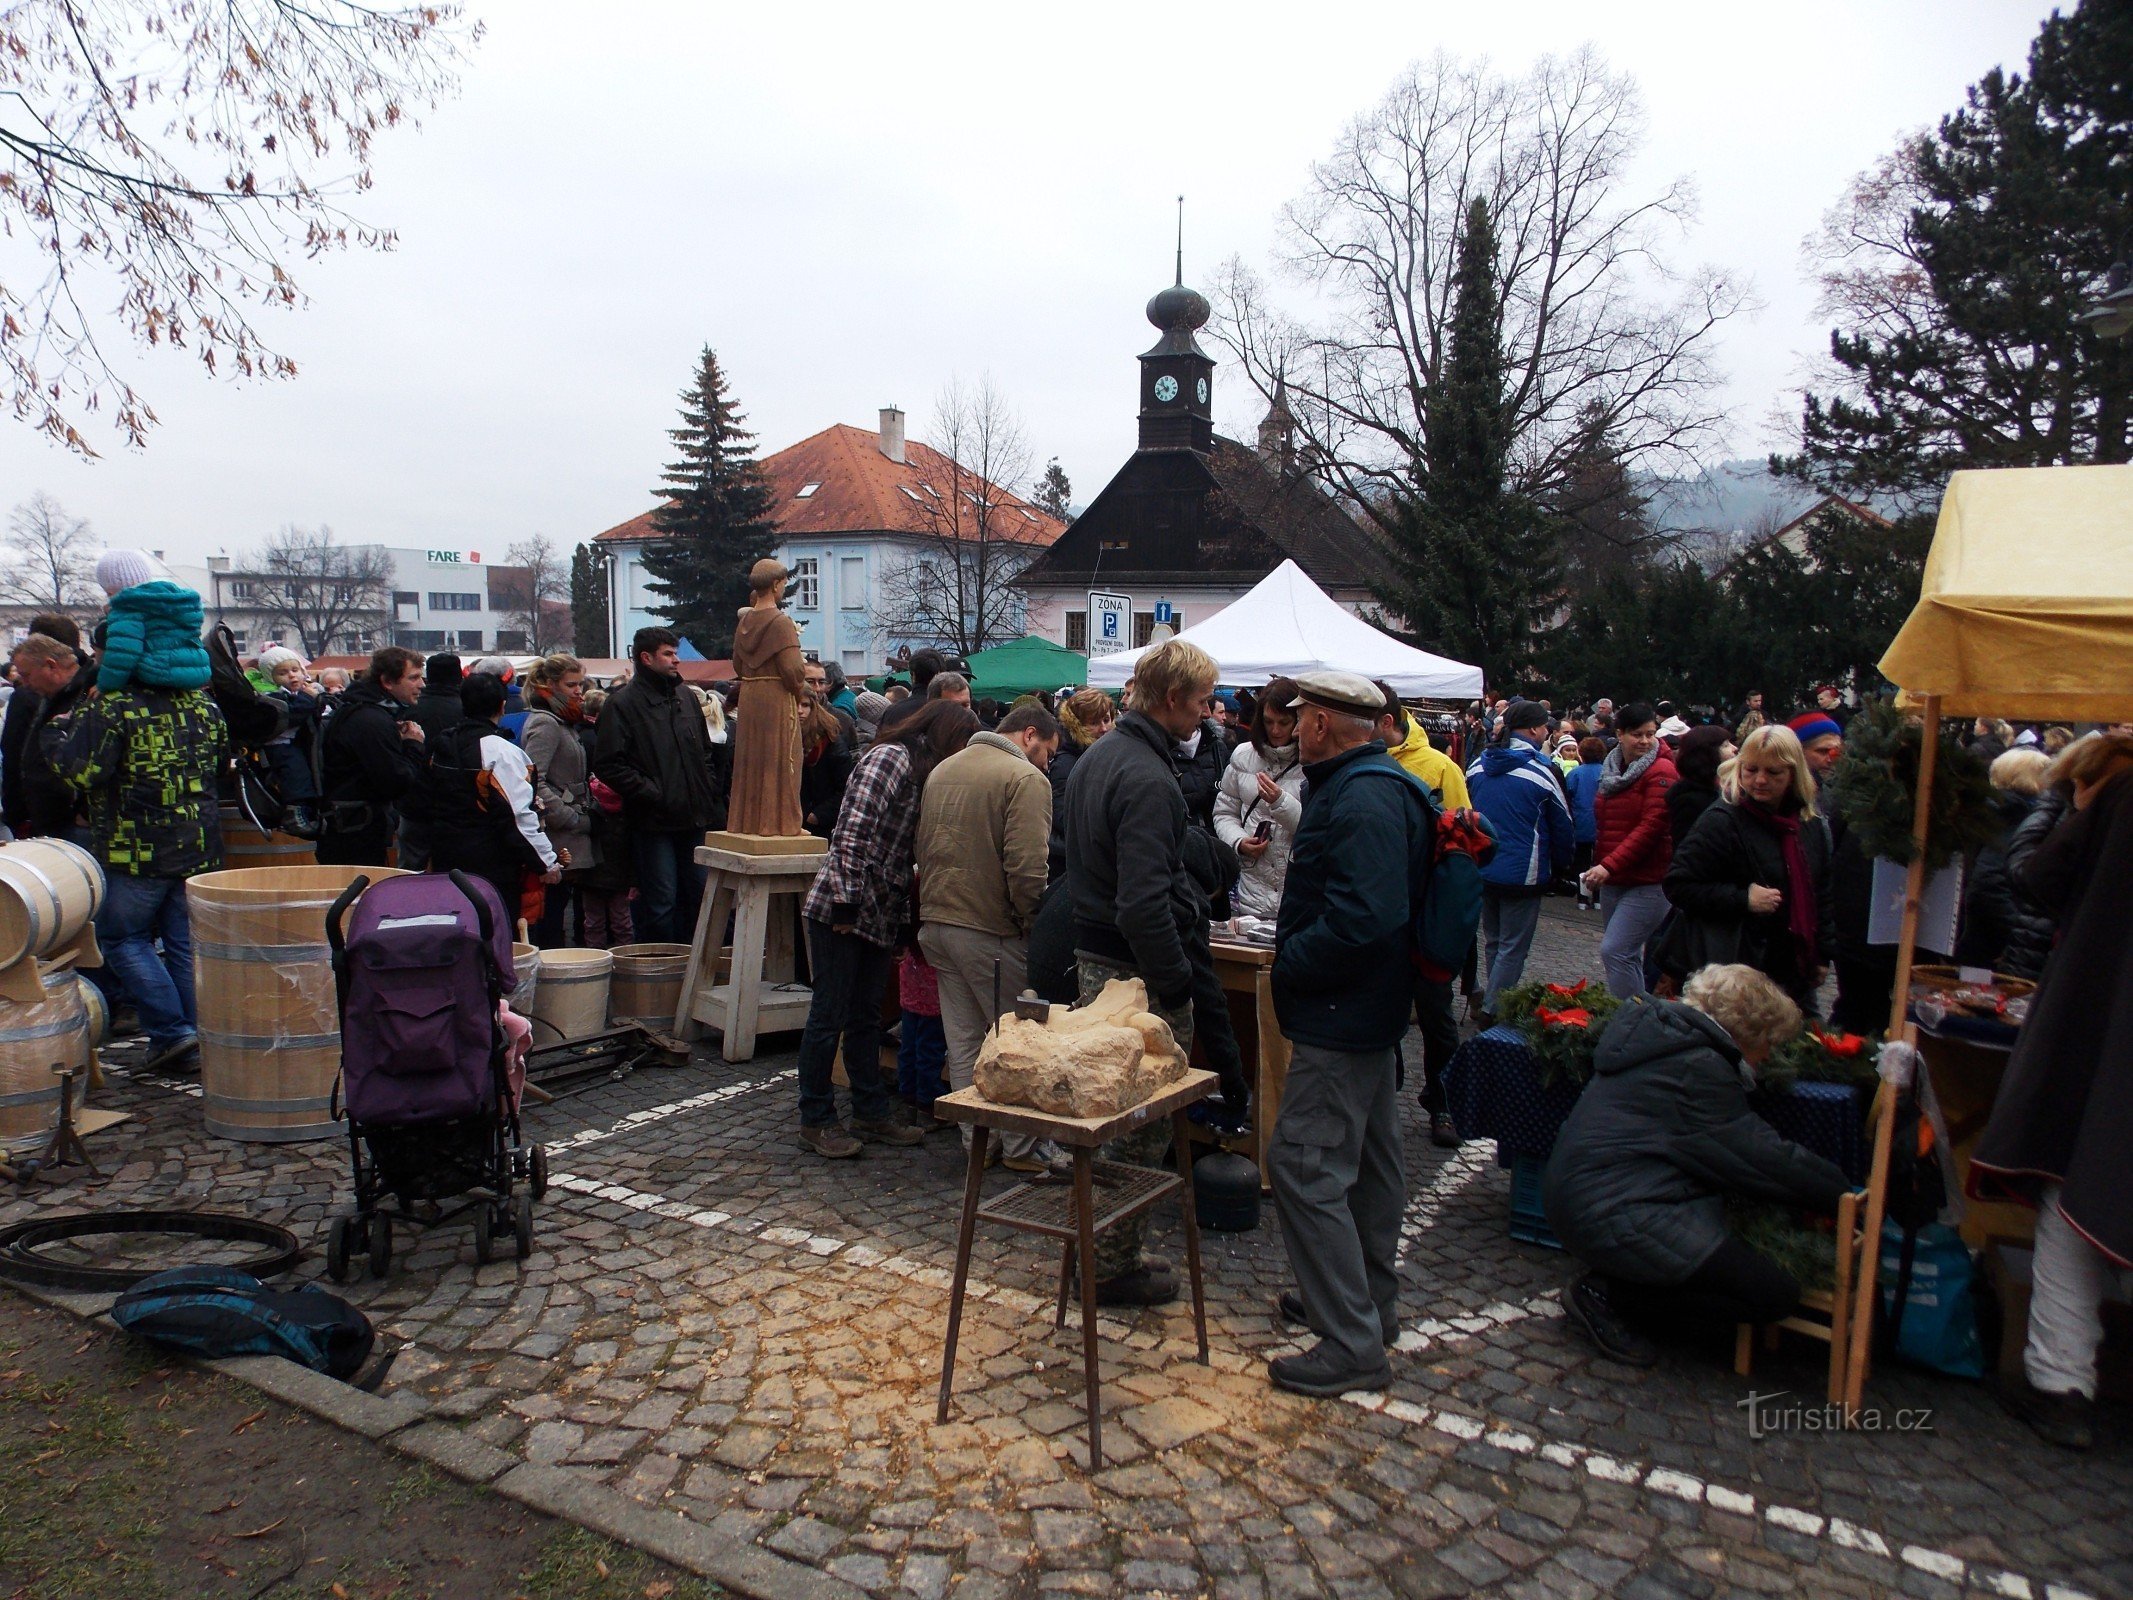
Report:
186,865,407,1142
608,943,689,1029
0,968,91,1153
531,948,612,1043
509,942,540,1017
0,837,103,970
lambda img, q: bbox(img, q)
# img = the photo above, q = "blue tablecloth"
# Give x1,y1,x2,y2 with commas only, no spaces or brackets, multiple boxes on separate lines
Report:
1444,1025,1870,1184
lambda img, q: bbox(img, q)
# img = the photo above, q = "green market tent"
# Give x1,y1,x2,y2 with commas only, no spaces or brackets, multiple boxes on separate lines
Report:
963,635,1088,698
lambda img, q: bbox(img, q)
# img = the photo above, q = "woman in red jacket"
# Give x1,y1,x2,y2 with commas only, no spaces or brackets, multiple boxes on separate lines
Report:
1581,702,1678,997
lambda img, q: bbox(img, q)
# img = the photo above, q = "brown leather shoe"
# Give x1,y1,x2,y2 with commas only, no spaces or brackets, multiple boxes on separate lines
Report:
851,1117,923,1147
799,1123,862,1159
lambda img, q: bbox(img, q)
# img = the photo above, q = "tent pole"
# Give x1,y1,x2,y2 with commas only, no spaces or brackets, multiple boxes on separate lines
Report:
1842,693,1941,1418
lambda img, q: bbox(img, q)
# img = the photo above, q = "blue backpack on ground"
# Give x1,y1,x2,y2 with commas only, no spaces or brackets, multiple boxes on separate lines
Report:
112,1265,375,1380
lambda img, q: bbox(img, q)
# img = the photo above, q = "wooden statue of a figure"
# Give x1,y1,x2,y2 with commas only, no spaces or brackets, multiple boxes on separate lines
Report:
727,558,809,836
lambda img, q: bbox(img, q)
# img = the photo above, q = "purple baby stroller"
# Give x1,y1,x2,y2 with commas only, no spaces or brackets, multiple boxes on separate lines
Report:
321,870,547,1281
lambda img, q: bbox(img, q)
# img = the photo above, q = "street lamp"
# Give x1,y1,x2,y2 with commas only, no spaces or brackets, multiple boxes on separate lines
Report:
2078,257,2133,340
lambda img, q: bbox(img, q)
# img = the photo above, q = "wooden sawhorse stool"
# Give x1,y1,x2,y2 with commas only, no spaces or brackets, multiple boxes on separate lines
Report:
674,837,826,1062
933,1070,1216,1470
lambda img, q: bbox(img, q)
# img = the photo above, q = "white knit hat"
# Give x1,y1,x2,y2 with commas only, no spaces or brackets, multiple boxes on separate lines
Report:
258,645,304,675
96,548,163,595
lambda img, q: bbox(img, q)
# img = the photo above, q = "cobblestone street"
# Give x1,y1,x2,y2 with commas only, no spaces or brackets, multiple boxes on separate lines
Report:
5,901,2126,1600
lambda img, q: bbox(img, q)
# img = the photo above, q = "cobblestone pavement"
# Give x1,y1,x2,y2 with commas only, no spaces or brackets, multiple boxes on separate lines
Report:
5,899,2127,1600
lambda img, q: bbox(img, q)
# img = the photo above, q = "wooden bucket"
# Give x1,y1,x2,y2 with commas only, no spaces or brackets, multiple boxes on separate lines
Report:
0,969,90,1154
531,948,611,1043
219,806,317,871
609,943,690,1027
0,837,103,970
509,942,540,1017
186,865,407,1143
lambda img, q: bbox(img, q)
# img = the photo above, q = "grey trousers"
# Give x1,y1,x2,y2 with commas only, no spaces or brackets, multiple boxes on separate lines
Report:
920,921,1036,1161
1269,1041,1403,1369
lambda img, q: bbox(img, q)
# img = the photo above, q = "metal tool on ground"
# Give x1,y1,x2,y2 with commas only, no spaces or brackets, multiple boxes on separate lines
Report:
0,1209,302,1291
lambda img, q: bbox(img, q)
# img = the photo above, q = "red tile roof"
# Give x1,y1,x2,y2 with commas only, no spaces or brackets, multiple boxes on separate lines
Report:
595,423,1066,549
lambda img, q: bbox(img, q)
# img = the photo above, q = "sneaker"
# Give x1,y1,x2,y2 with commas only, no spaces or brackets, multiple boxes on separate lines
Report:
1563,1274,1660,1368
1002,1139,1073,1179
798,1123,862,1159
1429,1112,1460,1149
851,1116,923,1147
2000,1378,2096,1450
1276,1290,1396,1347
912,1106,940,1134
1094,1264,1178,1307
143,1034,201,1073
1268,1341,1393,1398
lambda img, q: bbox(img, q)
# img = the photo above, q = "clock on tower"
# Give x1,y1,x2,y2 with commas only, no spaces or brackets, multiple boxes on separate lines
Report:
1138,269,1215,453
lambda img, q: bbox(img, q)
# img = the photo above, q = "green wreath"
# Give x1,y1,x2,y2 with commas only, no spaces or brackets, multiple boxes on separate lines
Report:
1826,697,1998,871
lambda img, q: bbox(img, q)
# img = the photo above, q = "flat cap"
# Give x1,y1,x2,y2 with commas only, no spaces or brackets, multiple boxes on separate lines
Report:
1502,699,1553,733
1294,670,1386,717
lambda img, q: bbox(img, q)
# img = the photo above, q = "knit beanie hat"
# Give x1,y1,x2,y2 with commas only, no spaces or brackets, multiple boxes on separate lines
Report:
96,548,161,595
258,645,304,676
1788,712,1843,744
1503,699,1553,734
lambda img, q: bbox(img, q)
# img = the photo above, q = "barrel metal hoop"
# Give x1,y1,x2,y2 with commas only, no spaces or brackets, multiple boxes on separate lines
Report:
0,1015,89,1044
0,1085,65,1108
202,1118,339,1142
202,1091,337,1113
197,1029,342,1051
194,940,332,963
0,855,60,951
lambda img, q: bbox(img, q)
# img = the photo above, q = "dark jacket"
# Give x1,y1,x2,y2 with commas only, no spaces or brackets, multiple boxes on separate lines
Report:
0,684,41,833
43,686,229,877
1998,786,2072,981
1272,742,1432,1052
802,714,855,839
1666,779,1720,849
1466,737,1575,894
320,678,425,816
592,668,720,833
1172,720,1228,831
5,662,93,837
1971,774,2133,1265
1542,999,1850,1285
1956,789,2056,980
1045,731,1093,883
1064,710,1198,1009
409,682,466,745
1662,797,1835,999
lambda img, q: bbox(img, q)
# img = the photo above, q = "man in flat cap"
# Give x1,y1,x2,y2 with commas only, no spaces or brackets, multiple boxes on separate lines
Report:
1266,669,1437,1396
1465,698,1575,1019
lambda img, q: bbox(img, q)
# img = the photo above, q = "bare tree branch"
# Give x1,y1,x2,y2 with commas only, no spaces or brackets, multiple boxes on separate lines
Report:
0,0,480,454
0,489,99,608
244,523,391,655
498,533,568,654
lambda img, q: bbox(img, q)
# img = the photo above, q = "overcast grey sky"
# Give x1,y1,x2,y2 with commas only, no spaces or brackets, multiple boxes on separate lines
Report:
0,0,2056,566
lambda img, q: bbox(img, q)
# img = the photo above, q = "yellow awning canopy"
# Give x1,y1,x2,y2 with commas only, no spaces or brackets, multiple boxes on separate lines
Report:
1879,463,2133,722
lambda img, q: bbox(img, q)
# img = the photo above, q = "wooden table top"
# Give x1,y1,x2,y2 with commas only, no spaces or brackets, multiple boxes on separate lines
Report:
933,1069,1218,1148
1208,937,1275,967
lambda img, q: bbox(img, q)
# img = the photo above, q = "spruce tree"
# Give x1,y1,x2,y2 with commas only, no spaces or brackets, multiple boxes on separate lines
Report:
1779,0,2132,497
1376,198,1560,686
1032,458,1073,522
640,348,779,657
569,542,610,658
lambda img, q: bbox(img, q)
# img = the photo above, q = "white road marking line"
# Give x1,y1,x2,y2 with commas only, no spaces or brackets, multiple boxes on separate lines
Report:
1394,1137,1494,1266
538,1069,796,1153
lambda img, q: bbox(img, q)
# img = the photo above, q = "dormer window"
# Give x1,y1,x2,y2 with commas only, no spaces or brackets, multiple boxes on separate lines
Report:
900,485,926,503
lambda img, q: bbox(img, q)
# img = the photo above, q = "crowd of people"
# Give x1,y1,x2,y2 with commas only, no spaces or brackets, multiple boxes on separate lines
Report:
2,554,2125,1428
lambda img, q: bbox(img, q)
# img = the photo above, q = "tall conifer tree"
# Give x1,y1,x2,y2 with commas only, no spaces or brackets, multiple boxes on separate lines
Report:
641,348,779,657
1377,198,1559,686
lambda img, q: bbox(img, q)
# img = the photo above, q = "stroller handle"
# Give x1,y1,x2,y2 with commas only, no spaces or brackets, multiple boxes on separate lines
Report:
448,869,496,946
325,874,371,960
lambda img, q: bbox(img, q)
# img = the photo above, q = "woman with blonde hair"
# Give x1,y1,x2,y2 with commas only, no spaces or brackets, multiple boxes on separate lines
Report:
1544,964,1851,1367
1045,686,1117,882
1661,725,1835,1011
1957,747,2057,979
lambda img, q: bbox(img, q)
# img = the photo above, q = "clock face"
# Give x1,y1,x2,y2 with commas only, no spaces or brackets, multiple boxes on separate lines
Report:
1196,377,1209,405
1153,375,1179,403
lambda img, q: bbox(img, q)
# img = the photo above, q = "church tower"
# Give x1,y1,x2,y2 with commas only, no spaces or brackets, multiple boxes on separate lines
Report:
1257,374,1297,472
1137,260,1215,454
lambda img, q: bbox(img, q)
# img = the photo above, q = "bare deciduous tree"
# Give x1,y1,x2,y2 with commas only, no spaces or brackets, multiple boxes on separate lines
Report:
872,377,1053,657
246,525,393,656
0,1,479,455
1214,49,1744,532
0,492,100,609
498,535,569,654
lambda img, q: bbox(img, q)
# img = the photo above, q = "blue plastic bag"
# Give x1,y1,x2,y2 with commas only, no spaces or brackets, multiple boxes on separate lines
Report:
1880,1221,1983,1378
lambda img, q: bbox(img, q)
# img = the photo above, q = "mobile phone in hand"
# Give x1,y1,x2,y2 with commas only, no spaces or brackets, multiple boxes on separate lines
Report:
1254,820,1273,841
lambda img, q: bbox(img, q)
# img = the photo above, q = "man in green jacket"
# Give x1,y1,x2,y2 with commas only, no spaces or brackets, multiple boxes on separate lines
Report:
916,703,1059,1164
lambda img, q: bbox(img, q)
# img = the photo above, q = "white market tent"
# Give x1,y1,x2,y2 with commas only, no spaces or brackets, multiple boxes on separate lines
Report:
1085,560,1483,700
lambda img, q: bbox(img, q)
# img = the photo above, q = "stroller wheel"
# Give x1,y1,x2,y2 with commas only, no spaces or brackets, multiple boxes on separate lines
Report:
326,1215,355,1284
472,1200,494,1265
513,1192,534,1261
368,1213,392,1279
528,1146,549,1201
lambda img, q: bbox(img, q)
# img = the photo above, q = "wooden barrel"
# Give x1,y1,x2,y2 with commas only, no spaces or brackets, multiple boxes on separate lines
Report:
219,806,318,871
531,948,611,1043
609,943,690,1028
0,838,103,970
74,973,108,1050
0,969,90,1154
186,865,406,1143
509,942,540,1017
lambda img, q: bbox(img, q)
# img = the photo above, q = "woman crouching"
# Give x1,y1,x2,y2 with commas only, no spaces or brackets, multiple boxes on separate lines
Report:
1543,964,1852,1368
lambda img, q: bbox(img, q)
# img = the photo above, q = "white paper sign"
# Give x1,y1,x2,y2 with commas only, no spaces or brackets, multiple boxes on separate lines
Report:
1867,856,1963,951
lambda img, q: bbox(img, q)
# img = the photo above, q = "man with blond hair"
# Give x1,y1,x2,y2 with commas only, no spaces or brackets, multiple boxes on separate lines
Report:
1063,637,1219,1306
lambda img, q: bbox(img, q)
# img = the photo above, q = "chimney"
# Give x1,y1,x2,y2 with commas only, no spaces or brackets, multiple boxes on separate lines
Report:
207,555,231,572
878,406,906,464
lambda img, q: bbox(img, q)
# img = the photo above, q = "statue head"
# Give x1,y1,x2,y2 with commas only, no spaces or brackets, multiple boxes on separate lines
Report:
749,558,788,600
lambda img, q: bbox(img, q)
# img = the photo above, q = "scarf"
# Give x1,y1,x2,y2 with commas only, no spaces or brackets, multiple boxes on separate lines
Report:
1739,797,1818,974
1597,741,1659,797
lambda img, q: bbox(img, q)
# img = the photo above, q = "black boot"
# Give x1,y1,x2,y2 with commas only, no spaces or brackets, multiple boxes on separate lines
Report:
1564,1274,1660,1368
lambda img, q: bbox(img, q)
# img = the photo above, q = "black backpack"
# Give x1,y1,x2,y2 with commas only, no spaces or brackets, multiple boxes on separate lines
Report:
112,1265,377,1381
